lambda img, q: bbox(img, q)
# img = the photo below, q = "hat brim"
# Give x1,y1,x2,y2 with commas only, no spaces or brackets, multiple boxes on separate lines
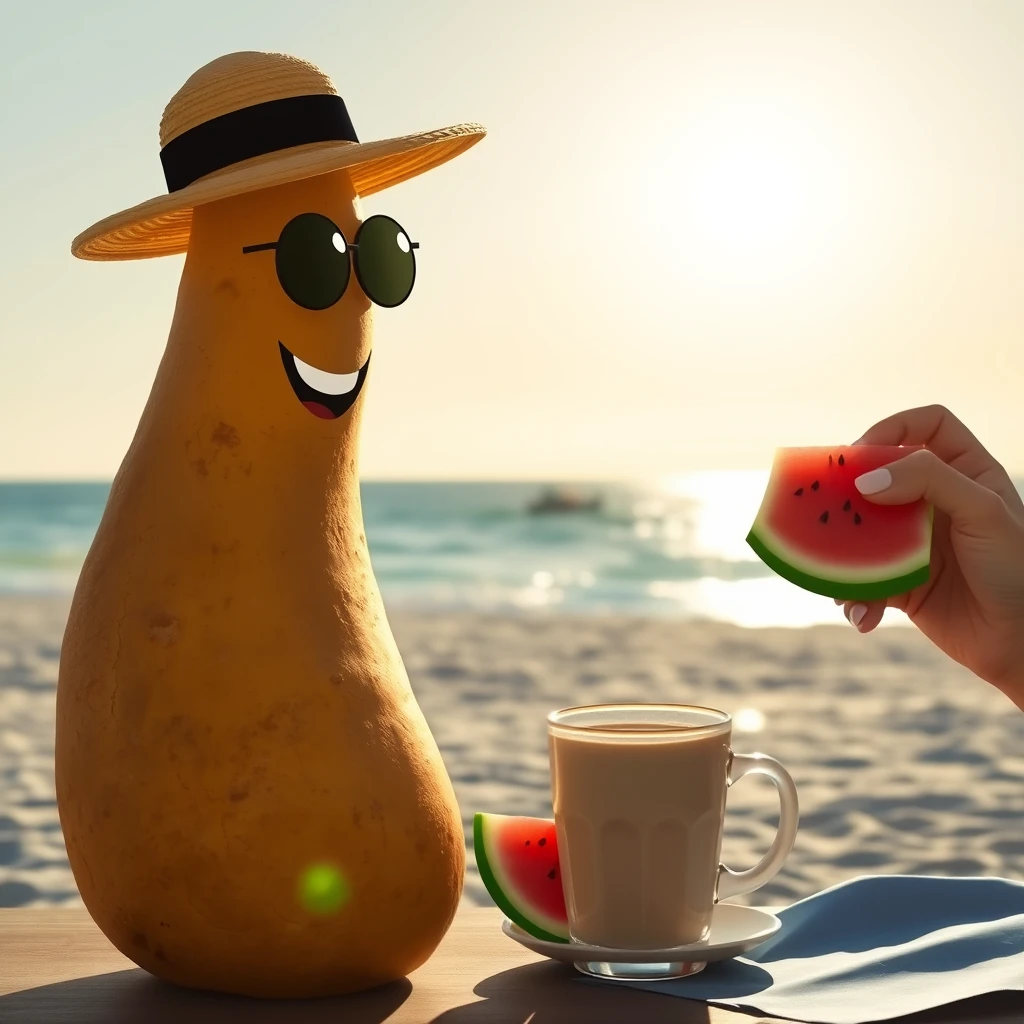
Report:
71,122,486,261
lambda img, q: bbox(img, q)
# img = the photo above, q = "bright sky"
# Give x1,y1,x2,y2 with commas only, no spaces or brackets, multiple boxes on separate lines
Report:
2,0,1022,480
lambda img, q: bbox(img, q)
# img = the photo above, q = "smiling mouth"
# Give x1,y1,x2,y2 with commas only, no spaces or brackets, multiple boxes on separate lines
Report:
279,342,371,420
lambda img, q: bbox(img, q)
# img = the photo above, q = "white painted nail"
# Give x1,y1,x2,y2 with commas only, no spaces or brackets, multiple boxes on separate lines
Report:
854,467,892,495
848,603,867,628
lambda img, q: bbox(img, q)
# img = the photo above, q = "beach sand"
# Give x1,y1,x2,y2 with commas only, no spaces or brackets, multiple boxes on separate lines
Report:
2,596,1023,911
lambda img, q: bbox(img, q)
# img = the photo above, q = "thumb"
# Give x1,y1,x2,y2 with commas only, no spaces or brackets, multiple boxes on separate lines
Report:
854,449,1007,534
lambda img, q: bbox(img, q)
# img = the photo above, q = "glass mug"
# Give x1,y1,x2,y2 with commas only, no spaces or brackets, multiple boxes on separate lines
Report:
548,703,799,980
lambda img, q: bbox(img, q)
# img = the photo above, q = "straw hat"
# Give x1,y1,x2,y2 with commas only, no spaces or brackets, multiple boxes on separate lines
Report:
72,51,486,261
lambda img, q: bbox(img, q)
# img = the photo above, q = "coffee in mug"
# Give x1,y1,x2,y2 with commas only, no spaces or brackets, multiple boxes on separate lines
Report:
548,703,798,974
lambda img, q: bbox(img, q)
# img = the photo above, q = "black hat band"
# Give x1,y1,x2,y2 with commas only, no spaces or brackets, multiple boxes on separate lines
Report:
159,93,359,193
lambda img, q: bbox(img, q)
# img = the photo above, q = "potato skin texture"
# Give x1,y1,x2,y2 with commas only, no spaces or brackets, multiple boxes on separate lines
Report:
55,171,464,998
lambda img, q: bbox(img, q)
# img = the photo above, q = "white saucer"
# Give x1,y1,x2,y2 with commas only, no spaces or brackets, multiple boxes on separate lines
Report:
502,903,780,980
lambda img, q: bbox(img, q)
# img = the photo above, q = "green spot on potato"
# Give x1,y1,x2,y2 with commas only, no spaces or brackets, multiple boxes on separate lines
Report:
299,863,350,915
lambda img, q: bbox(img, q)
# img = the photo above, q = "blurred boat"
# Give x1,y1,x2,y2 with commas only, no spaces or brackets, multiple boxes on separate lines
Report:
526,487,603,515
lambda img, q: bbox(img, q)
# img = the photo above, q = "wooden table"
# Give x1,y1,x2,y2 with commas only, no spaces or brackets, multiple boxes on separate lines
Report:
2,907,1022,1023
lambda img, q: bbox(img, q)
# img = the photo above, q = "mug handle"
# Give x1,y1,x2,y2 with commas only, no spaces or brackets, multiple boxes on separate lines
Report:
717,752,799,901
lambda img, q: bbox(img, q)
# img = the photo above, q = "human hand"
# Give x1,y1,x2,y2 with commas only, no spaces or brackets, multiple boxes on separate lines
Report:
837,405,1024,709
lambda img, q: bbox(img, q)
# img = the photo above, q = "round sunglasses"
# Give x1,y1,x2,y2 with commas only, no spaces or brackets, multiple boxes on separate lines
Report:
241,212,419,310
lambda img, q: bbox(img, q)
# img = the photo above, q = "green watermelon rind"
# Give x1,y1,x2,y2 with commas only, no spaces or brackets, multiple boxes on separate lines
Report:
473,813,570,944
746,528,931,601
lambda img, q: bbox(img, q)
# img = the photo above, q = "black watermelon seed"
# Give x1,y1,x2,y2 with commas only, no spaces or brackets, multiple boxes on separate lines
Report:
525,840,530,845
819,511,829,524
547,868,557,880
829,455,833,466
843,499,851,512
538,837,547,846
853,512,862,525
811,480,820,491
794,487,804,496
838,454,845,466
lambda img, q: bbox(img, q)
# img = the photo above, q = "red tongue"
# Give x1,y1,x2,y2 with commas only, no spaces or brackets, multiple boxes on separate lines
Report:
302,401,337,420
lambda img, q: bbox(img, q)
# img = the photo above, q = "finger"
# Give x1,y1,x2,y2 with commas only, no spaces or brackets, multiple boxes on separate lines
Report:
854,447,1009,535
839,600,886,633
854,404,1020,511
855,404,989,461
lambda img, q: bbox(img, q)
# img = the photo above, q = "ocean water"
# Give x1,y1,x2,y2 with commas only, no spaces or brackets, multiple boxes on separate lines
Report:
0,474,999,629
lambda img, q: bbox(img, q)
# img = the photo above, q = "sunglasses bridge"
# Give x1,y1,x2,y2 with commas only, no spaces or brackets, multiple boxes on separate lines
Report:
241,241,421,254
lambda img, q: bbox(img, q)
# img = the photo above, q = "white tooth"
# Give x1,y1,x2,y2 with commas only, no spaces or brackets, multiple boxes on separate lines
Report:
292,354,361,395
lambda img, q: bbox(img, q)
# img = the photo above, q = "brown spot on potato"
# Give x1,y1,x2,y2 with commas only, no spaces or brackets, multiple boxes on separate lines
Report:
155,945,169,962
214,277,240,298
192,458,209,477
330,673,344,686
352,810,363,828
82,676,104,714
243,461,253,476
228,787,249,802
211,422,241,448
148,613,180,647
159,921,170,928
131,930,149,951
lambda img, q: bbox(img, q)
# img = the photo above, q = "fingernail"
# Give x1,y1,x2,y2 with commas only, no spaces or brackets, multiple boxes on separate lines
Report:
848,603,867,629
855,467,892,494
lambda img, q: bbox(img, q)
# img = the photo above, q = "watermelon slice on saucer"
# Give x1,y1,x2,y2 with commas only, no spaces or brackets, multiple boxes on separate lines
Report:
746,446,933,602
473,812,569,943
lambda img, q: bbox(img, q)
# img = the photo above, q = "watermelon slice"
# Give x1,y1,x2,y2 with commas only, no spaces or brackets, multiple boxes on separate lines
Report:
746,446,933,601
473,812,569,943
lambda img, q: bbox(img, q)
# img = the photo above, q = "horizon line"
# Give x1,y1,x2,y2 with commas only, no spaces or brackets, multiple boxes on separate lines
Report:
2,468,1022,485
0,471,769,486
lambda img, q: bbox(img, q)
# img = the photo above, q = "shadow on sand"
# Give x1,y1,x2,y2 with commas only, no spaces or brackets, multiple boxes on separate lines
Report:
430,959,714,1023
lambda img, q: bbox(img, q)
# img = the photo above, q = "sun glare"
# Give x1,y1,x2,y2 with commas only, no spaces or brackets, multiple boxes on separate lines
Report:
634,96,851,289
662,470,769,562
688,135,810,256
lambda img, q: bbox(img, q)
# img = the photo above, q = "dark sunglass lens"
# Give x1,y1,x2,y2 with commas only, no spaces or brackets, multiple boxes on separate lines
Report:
275,213,350,310
353,215,417,308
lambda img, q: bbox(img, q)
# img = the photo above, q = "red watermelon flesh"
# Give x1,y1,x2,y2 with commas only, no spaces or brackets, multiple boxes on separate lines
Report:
473,812,569,942
747,445,933,601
